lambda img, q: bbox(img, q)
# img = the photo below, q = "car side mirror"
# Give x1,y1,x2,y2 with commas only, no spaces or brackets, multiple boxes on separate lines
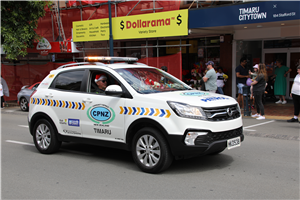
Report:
105,85,123,96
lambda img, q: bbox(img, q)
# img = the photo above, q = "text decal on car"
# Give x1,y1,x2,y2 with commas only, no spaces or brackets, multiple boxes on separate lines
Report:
180,91,209,96
87,104,115,124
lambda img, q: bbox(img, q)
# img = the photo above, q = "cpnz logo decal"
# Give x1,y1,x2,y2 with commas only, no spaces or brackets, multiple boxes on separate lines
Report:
180,91,209,96
87,104,115,124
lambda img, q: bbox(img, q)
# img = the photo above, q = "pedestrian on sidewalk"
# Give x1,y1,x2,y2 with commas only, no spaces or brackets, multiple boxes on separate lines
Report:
203,61,217,93
272,59,291,104
1,76,9,108
216,67,227,95
236,57,250,109
0,82,3,108
251,63,268,120
287,65,300,123
249,64,259,108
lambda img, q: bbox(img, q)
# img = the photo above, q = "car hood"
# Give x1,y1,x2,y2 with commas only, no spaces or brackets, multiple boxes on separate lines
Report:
143,90,238,108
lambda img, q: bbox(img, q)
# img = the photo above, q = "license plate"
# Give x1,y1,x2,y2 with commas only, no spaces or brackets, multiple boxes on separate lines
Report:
227,137,241,150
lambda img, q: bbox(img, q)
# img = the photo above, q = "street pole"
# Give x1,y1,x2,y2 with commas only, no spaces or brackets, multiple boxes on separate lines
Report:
108,0,114,58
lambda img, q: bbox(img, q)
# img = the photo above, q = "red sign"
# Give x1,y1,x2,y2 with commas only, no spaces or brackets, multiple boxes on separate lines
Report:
27,42,72,54
40,50,49,56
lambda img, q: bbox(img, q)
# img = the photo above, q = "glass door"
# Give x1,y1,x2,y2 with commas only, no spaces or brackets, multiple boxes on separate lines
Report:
263,48,300,100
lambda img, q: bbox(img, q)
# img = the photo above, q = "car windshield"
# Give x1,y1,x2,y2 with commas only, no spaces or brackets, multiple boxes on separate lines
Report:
115,67,191,94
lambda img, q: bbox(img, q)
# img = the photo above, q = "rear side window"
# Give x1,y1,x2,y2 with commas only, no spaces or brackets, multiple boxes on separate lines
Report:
51,70,84,91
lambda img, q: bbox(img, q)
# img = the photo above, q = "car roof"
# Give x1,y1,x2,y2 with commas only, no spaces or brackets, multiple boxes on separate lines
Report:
55,62,155,73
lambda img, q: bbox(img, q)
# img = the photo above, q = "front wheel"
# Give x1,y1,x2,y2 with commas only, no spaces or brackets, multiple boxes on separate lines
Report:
132,127,173,173
33,119,61,154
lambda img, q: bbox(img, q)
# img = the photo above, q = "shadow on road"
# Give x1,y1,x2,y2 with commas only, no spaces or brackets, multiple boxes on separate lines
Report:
23,142,234,174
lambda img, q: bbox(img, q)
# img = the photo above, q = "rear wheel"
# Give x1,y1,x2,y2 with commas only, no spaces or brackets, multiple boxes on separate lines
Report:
33,119,61,154
132,127,173,173
20,97,29,111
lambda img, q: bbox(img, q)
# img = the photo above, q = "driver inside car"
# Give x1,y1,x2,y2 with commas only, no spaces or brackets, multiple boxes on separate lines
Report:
94,74,108,93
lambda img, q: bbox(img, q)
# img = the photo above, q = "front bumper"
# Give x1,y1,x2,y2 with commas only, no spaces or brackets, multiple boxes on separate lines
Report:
167,127,244,159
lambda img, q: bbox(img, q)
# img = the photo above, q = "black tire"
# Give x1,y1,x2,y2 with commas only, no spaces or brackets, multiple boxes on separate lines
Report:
19,97,29,111
132,127,173,173
33,119,61,154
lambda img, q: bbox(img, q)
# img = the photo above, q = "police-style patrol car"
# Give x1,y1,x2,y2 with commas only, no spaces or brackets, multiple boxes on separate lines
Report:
28,56,244,173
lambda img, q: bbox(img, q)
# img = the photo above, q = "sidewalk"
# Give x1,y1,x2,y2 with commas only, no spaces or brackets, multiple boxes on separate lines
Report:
242,99,294,120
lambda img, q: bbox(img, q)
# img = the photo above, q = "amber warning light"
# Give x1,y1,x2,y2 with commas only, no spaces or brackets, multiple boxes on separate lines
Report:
84,56,138,63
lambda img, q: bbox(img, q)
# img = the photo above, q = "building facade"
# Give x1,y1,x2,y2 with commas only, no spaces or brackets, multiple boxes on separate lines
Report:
1,0,299,101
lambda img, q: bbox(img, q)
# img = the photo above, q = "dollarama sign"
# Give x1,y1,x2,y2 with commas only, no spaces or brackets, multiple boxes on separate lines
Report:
73,10,188,42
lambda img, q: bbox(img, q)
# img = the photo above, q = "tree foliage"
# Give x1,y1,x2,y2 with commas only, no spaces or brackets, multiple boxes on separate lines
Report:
1,1,52,60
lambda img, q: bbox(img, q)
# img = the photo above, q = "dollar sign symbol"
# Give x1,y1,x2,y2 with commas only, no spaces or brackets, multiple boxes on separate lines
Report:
177,14,182,26
120,20,124,30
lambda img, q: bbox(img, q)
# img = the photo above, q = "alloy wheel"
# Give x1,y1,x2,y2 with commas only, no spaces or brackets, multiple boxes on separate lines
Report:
136,134,161,167
35,123,51,150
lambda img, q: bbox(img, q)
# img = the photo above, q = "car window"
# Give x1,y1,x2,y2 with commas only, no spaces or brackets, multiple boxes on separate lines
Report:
115,68,191,94
33,83,40,89
88,70,120,94
50,70,84,91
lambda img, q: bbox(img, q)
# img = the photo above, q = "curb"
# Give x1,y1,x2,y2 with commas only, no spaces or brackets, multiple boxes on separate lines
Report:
242,115,291,120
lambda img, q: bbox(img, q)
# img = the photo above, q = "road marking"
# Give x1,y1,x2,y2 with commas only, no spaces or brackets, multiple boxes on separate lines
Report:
6,140,34,146
4,109,14,112
18,125,29,128
5,140,92,156
244,120,275,129
243,128,256,132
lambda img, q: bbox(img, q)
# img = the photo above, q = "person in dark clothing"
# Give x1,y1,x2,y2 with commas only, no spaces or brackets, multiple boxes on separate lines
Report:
236,57,250,108
161,66,168,72
251,63,268,120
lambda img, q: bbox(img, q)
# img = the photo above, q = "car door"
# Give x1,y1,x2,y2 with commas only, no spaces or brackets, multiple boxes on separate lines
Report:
47,69,86,137
80,69,126,143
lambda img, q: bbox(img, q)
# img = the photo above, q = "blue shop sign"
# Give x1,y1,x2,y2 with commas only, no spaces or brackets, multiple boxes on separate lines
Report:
189,1,300,28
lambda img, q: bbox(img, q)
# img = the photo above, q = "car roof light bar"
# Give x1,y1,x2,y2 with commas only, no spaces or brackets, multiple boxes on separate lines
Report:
84,56,138,63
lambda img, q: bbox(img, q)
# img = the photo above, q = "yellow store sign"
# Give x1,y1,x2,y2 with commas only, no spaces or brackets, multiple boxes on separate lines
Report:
113,10,188,40
73,10,188,42
73,18,109,42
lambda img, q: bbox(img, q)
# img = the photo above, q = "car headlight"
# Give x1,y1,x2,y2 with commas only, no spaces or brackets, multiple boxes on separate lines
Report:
167,101,206,120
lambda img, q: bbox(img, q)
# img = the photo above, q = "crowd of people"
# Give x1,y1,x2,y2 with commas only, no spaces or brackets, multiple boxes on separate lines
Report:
234,57,299,121
186,57,299,122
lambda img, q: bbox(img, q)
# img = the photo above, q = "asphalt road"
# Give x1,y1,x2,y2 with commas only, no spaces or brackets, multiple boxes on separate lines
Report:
1,108,299,199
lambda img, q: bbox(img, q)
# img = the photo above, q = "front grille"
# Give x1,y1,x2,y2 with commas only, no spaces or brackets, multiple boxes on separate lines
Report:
194,127,243,145
202,104,240,121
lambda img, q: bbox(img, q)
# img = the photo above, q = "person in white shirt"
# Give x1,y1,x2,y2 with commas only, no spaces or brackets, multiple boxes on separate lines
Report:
216,67,227,94
0,82,3,108
287,65,300,123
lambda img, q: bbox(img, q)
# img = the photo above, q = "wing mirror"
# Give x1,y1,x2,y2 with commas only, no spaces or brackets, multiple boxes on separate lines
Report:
105,85,124,96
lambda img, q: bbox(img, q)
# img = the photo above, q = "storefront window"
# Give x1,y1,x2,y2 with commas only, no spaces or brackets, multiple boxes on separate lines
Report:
235,40,262,71
264,39,300,49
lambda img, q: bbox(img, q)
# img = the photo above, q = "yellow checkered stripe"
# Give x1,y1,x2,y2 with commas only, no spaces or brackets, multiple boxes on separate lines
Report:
120,106,171,118
30,98,85,110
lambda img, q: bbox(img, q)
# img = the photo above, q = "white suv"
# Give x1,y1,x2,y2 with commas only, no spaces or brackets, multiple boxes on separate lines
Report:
28,56,244,173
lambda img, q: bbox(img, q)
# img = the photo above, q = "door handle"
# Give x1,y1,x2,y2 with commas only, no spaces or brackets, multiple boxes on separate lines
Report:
82,98,93,103
45,93,53,98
